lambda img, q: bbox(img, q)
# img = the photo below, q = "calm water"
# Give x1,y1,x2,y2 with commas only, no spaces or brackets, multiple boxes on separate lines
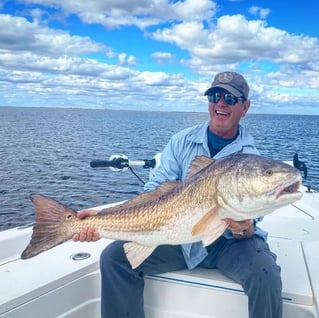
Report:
1,107,318,231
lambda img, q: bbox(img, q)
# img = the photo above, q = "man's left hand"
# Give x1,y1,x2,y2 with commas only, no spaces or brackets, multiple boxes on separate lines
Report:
226,219,254,239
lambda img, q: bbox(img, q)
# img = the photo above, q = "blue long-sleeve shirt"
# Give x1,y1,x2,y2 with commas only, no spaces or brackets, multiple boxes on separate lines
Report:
144,121,268,269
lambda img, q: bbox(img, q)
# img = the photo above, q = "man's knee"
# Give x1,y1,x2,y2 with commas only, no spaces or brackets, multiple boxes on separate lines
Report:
246,261,282,295
100,240,127,269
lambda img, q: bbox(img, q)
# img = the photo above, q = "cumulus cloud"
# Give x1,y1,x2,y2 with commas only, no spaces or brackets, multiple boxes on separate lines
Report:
151,14,319,80
0,15,106,55
20,0,216,29
118,53,137,66
249,6,271,19
151,52,175,63
0,0,319,113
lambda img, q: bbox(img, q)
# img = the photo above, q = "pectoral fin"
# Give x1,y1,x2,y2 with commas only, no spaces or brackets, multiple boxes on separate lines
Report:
192,208,229,247
123,242,157,269
201,219,229,246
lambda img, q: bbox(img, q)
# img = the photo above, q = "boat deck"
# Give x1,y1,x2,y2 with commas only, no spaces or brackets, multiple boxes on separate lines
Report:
0,185,318,318
1,231,318,317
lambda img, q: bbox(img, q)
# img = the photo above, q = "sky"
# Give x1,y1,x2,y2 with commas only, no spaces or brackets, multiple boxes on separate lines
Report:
0,0,319,114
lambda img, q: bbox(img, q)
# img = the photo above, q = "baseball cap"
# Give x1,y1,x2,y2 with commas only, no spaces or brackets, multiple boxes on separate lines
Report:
204,71,249,99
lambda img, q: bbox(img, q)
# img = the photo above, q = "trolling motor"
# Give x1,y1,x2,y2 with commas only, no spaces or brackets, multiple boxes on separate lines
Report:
90,153,161,184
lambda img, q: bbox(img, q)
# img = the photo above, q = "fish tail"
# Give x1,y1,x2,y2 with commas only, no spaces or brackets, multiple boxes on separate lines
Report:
21,194,78,259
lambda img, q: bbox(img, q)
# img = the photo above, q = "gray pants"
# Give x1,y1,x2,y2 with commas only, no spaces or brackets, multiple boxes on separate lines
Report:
100,236,282,318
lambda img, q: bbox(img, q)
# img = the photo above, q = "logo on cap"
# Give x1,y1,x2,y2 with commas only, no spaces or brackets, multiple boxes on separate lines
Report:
217,72,233,83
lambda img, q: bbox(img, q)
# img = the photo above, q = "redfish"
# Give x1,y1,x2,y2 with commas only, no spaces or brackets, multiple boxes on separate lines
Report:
21,153,302,269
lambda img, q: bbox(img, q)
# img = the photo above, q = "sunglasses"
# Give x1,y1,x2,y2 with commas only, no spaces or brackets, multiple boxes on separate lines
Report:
207,92,246,106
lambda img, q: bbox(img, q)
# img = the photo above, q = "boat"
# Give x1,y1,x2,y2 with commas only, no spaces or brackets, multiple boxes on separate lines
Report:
0,154,318,318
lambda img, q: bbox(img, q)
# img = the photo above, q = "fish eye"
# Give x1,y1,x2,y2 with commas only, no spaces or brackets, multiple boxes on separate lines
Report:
265,169,274,176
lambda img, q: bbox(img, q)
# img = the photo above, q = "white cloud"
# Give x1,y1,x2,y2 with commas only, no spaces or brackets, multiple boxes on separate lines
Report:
249,6,271,19
118,53,137,66
0,1,319,114
150,14,319,80
20,0,216,29
151,52,175,63
152,52,174,59
0,14,107,59
152,20,208,48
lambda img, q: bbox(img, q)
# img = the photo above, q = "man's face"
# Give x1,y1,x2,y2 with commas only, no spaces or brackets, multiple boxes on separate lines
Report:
208,89,250,138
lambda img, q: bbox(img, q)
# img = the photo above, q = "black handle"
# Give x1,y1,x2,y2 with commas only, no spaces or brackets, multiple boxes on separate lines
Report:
90,160,115,168
143,159,156,169
90,158,129,169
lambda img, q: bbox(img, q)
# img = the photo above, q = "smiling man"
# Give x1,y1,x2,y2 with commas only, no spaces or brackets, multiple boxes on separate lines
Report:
205,71,251,139
202,71,253,160
74,71,283,318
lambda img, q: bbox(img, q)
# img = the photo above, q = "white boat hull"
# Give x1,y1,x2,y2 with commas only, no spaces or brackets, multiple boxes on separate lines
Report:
1,184,319,318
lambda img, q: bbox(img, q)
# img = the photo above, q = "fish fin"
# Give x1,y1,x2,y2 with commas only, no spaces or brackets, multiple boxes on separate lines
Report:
123,242,156,269
99,181,180,215
21,194,77,259
186,156,215,179
201,219,229,247
156,181,181,193
192,208,229,247
191,208,217,236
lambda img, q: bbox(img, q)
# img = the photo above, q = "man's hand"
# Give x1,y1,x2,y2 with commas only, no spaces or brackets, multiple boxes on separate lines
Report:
72,209,101,242
225,219,254,239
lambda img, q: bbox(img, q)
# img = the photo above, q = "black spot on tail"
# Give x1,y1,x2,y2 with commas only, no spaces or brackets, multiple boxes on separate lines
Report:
21,194,78,259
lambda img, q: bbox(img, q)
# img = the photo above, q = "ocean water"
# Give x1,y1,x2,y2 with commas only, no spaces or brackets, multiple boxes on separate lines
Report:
0,107,318,231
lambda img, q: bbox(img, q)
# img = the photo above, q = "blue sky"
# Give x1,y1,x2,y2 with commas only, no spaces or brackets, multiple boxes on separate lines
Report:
0,0,319,114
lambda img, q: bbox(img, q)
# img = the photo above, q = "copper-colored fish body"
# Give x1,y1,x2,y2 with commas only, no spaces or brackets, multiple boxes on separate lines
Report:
21,153,302,268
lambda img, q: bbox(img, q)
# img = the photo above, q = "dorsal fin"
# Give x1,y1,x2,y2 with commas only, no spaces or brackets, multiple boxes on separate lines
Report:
185,156,215,179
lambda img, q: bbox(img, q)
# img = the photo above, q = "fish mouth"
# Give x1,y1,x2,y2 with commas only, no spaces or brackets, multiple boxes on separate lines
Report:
274,175,302,200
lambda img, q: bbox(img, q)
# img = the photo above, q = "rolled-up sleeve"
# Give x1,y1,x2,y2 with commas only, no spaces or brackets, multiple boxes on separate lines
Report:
144,136,181,192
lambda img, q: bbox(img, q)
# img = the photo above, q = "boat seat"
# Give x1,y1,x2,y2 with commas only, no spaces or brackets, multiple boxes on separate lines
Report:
0,237,109,316
146,237,314,306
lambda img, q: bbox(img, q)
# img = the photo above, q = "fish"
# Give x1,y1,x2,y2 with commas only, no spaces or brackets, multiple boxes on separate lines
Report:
21,153,302,269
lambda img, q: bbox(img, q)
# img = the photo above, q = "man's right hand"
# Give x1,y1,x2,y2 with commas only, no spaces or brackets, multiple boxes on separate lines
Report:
72,209,101,242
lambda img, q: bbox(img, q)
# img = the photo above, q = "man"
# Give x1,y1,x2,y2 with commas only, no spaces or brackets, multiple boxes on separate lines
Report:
74,71,283,318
